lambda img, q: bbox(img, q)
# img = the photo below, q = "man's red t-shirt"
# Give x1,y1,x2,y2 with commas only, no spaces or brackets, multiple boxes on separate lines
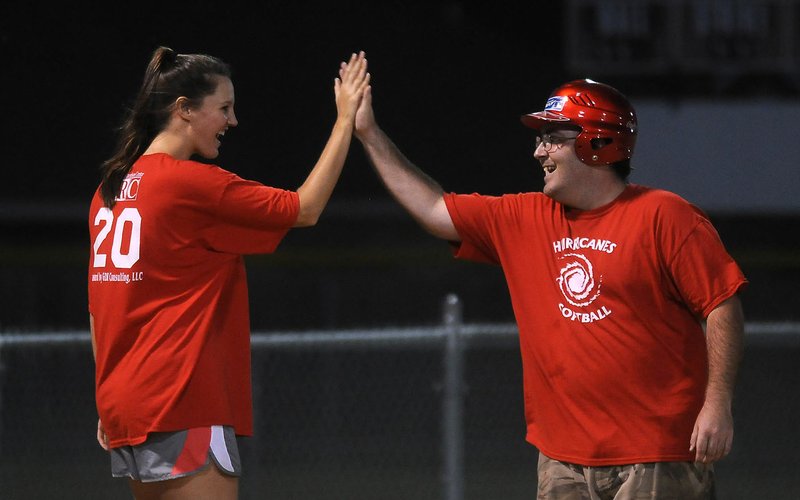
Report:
444,184,747,466
88,153,299,448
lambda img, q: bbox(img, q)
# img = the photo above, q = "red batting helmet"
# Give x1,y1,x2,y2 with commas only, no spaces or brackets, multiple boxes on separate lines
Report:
520,79,637,166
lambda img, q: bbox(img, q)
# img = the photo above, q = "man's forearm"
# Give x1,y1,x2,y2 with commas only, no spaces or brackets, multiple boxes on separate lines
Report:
704,295,745,405
360,127,444,201
359,127,458,240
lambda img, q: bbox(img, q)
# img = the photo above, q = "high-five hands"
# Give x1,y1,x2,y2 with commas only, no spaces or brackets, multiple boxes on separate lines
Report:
335,51,370,125
354,65,376,141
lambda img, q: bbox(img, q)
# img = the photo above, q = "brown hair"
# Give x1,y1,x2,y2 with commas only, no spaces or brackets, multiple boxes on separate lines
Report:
99,46,231,207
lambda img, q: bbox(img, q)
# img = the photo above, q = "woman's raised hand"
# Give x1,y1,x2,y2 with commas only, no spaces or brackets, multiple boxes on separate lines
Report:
335,51,370,125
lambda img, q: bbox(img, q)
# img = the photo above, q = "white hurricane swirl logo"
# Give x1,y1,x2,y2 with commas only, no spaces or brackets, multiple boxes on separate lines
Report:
557,253,602,307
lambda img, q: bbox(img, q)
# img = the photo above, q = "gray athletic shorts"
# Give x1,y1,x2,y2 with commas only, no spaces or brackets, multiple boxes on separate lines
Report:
110,425,241,482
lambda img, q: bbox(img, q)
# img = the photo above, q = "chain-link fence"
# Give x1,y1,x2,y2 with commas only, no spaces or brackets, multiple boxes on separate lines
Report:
1,296,799,499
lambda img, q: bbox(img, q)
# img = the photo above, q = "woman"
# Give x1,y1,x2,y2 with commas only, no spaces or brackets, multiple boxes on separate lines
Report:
88,46,369,499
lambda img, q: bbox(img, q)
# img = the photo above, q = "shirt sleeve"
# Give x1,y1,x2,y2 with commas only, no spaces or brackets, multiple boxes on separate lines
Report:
443,192,504,265
663,210,748,318
204,174,300,255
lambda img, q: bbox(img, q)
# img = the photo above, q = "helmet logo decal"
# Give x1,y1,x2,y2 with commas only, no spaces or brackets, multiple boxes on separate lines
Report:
545,96,567,112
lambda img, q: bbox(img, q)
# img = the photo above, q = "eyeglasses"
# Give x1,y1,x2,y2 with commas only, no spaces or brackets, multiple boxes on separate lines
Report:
535,133,578,152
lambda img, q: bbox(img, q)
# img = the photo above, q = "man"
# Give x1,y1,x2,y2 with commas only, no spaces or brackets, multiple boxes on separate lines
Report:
354,78,747,498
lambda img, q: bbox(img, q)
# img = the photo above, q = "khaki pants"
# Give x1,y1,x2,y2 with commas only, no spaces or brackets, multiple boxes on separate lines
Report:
537,452,715,500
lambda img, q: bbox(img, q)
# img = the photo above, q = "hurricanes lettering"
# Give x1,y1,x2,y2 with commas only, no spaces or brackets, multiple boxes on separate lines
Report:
553,237,617,254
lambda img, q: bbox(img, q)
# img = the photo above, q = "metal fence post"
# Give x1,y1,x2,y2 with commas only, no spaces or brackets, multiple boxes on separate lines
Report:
442,293,464,500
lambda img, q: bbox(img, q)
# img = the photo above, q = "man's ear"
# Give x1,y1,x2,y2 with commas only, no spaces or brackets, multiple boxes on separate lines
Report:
176,97,192,120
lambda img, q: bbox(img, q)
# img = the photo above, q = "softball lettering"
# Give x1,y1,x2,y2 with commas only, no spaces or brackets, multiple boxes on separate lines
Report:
559,303,612,323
